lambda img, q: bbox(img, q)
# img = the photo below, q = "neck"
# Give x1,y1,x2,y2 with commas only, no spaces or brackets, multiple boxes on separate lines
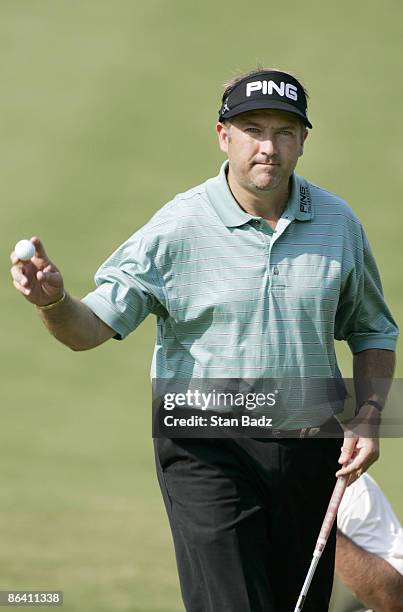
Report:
227,167,291,224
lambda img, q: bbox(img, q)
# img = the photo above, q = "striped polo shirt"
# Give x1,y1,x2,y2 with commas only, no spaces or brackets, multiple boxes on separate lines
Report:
82,161,398,424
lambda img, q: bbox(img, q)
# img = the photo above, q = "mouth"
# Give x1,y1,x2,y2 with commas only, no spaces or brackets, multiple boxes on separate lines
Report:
253,161,280,166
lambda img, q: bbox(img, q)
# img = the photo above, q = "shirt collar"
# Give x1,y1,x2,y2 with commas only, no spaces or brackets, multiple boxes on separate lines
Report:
205,160,314,227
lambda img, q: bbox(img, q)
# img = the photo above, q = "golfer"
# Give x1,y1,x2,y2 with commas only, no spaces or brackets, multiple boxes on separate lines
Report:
10,68,398,611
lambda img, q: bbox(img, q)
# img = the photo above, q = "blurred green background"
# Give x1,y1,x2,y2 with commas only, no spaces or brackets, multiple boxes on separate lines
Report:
0,1,402,610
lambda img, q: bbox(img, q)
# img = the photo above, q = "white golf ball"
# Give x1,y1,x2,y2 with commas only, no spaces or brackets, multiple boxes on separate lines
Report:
14,239,36,261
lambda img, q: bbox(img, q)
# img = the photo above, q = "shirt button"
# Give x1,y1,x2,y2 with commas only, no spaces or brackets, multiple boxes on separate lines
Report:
273,266,279,275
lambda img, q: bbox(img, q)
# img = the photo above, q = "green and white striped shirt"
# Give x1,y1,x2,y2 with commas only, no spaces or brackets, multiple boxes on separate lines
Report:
82,161,398,385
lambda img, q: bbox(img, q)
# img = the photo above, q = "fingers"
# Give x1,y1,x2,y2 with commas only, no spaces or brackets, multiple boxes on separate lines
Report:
13,279,31,296
30,236,48,260
341,467,365,487
10,251,19,265
11,265,62,290
336,455,364,477
10,237,65,306
36,268,47,282
36,268,62,287
336,438,379,480
10,250,31,266
338,435,357,465
10,237,49,265
345,471,362,487
10,263,30,288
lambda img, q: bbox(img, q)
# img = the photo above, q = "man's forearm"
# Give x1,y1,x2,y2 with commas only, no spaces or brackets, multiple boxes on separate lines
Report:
37,292,115,351
353,348,396,409
336,530,403,611
337,350,396,478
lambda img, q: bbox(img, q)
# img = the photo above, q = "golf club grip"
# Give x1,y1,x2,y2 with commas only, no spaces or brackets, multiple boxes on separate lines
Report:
314,475,348,554
293,476,348,611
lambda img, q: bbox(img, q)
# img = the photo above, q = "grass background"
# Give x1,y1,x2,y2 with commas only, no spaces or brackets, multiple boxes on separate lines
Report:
0,1,402,610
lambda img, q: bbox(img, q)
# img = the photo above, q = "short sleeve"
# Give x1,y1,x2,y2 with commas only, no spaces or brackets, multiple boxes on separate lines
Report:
334,227,399,353
338,476,403,574
337,487,372,541
81,232,167,340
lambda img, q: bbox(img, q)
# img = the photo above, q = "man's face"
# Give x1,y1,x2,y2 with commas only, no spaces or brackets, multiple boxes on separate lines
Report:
216,110,308,194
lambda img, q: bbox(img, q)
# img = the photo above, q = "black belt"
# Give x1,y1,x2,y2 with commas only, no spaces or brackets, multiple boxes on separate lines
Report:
268,425,322,438
253,416,343,439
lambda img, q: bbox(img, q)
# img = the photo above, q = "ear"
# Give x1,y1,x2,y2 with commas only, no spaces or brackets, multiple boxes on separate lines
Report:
216,122,231,154
299,128,309,157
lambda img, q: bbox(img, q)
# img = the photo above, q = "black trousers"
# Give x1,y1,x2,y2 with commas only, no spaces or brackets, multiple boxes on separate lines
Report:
154,435,341,612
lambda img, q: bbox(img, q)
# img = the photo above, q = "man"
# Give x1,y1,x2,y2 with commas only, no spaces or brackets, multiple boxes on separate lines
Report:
331,473,403,612
10,68,398,611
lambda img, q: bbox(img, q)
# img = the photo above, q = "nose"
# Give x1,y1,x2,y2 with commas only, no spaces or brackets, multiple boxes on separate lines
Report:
260,136,277,158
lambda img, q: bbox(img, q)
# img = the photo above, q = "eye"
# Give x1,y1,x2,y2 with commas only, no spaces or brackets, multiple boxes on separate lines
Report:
244,127,261,133
279,130,294,136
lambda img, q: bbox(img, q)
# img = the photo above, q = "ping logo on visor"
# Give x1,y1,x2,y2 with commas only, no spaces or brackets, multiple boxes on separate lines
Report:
218,70,312,129
246,80,298,101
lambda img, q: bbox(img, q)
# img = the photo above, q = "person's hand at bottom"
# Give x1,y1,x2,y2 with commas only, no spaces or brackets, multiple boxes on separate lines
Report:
336,403,380,486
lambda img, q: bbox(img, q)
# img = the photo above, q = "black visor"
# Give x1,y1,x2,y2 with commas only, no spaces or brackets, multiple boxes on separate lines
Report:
218,70,312,128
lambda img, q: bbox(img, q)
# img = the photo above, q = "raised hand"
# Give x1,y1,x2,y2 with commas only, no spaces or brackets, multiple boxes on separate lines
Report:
10,237,64,307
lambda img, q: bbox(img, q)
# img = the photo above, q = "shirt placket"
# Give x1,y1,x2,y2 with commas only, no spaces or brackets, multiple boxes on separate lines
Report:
267,215,294,290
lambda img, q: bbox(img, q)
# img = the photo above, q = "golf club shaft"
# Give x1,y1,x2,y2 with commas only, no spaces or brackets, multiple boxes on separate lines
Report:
294,475,348,611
